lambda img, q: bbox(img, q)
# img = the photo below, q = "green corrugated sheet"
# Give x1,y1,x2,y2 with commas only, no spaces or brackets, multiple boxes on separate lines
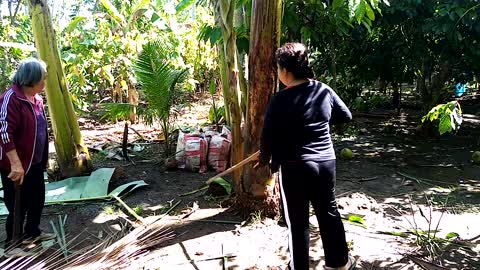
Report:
0,168,147,216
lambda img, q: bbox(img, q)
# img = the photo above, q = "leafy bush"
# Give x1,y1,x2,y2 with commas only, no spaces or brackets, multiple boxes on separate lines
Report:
0,16,33,92
422,101,462,135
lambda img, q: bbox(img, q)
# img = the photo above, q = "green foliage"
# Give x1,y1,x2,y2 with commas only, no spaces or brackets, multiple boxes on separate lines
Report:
209,105,225,124
103,205,116,215
211,177,232,195
99,103,135,122
0,16,34,92
445,232,460,239
422,101,463,135
133,205,144,216
249,210,264,225
207,79,225,124
133,40,188,156
352,93,389,112
58,0,217,115
343,214,367,228
50,215,68,258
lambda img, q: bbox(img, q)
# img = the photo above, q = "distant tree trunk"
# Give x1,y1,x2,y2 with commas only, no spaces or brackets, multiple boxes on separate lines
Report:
239,0,282,217
476,73,479,91
128,84,138,123
29,0,93,178
427,62,450,108
420,62,450,111
378,79,386,94
216,0,244,189
417,60,428,111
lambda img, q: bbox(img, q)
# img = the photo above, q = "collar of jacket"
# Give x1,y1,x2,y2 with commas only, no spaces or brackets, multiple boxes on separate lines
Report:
12,84,42,103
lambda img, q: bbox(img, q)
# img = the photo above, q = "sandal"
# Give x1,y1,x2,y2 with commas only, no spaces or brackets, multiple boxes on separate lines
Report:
324,255,357,270
345,256,357,270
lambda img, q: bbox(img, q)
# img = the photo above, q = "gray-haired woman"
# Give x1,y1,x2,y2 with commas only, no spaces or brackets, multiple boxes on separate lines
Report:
0,58,54,252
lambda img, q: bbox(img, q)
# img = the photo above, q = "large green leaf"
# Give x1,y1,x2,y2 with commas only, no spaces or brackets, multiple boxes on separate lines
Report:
81,168,115,198
333,0,344,10
355,0,367,23
365,2,375,20
198,24,223,45
45,176,90,202
100,0,126,24
211,177,232,195
109,180,148,197
0,169,147,216
176,0,196,13
63,16,87,33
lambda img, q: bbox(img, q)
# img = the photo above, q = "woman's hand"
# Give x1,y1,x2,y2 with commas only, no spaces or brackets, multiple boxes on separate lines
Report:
6,150,24,185
8,162,24,185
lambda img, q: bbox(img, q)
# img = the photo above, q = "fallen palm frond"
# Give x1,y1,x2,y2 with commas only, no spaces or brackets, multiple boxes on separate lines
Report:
0,220,173,270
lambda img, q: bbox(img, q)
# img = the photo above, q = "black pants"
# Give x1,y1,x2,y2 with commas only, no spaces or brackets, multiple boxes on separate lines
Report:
280,160,348,269
1,164,45,245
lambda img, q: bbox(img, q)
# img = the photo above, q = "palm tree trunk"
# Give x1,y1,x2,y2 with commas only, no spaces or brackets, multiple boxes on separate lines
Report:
29,0,93,178
243,0,282,204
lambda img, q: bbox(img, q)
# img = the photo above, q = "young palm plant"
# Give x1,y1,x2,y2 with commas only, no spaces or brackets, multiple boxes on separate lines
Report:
133,41,188,157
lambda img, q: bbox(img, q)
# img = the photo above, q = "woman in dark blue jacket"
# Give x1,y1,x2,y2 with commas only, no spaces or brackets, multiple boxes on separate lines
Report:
258,43,355,270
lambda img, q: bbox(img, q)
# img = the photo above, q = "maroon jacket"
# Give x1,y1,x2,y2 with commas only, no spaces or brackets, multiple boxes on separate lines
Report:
0,85,48,174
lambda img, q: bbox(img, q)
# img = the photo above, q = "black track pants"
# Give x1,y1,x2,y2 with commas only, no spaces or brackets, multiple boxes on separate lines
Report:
279,160,348,269
1,164,45,246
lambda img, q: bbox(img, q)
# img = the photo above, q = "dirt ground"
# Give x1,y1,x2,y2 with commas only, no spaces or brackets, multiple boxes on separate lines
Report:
1,93,479,270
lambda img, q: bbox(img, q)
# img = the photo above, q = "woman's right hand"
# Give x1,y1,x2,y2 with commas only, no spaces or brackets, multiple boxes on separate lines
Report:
8,162,24,185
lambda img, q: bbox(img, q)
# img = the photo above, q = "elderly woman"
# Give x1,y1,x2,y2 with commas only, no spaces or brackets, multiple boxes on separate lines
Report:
258,43,355,270
0,58,54,250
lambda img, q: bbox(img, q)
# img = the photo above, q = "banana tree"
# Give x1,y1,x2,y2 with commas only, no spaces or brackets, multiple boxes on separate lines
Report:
92,0,157,123
29,0,93,178
214,0,244,189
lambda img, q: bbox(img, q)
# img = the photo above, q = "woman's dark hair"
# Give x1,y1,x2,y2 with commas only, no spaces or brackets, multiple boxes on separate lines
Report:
275,43,314,79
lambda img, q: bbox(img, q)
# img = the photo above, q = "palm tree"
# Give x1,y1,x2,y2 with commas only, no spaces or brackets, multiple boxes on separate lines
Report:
133,41,188,157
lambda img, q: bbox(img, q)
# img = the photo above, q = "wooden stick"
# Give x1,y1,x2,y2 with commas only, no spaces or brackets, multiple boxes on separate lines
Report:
180,185,208,197
122,122,130,161
112,194,145,224
206,151,260,184
12,183,22,242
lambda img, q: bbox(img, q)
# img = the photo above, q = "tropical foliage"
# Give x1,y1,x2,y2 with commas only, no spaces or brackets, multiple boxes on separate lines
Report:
133,40,188,157
422,101,463,135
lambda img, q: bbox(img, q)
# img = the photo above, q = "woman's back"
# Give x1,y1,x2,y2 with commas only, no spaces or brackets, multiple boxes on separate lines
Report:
263,80,351,164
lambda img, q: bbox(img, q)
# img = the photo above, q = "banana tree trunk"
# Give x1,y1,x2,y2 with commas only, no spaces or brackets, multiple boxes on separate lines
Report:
218,45,231,125
217,0,244,190
235,7,248,119
243,0,282,201
30,0,93,178
237,50,248,119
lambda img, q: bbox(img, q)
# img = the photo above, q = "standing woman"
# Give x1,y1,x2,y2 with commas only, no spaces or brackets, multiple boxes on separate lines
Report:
0,58,54,250
257,43,355,270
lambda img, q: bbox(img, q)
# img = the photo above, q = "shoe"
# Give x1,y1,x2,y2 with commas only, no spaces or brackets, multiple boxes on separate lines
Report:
325,256,356,270
3,247,35,258
22,232,56,245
